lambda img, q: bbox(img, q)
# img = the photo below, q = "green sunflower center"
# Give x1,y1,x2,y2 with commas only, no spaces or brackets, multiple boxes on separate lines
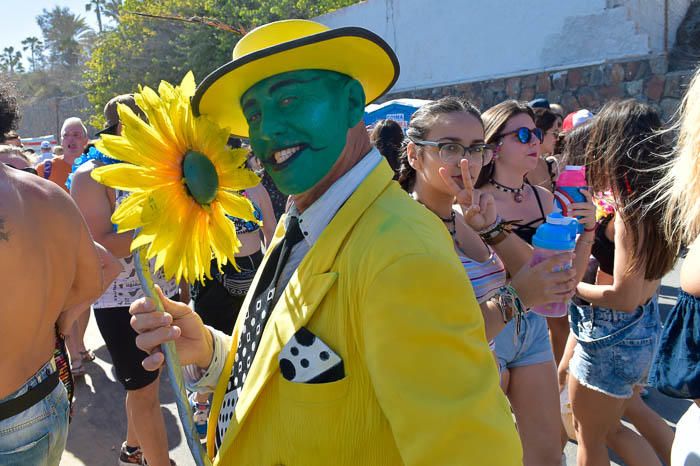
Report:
183,150,219,205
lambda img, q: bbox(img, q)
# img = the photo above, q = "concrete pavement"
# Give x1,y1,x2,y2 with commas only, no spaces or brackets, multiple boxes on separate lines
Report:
60,259,691,466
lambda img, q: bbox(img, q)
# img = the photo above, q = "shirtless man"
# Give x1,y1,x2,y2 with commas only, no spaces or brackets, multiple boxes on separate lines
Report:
0,83,120,465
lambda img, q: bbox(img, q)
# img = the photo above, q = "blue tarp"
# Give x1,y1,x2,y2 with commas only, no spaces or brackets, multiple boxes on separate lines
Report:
364,99,431,129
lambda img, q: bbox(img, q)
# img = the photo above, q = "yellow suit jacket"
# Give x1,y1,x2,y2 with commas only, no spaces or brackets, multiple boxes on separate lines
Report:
208,160,522,465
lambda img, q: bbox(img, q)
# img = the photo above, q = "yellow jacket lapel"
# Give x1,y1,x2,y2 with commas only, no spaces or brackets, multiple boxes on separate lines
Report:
213,160,395,460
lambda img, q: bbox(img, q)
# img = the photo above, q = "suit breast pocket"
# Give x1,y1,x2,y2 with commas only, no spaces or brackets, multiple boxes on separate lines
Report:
277,374,349,404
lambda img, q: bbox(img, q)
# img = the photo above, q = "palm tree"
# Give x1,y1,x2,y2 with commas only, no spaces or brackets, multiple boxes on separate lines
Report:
21,36,43,71
85,0,104,33
36,6,93,68
1,47,23,74
102,0,122,23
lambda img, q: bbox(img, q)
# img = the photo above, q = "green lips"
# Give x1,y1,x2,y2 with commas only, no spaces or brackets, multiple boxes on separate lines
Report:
183,150,219,204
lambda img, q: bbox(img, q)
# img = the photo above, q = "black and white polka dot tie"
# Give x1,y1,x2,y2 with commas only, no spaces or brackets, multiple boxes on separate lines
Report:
215,215,304,450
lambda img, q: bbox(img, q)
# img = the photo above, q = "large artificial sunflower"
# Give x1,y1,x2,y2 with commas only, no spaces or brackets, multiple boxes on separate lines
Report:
92,72,260,284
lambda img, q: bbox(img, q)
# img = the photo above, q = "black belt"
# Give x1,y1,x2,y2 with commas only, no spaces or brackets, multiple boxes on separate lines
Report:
0,371,59,422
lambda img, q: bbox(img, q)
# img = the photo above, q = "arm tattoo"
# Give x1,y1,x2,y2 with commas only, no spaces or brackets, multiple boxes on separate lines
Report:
0,218,9,241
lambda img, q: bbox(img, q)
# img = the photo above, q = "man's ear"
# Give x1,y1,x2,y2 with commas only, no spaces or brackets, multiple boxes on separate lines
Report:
343,78,366,129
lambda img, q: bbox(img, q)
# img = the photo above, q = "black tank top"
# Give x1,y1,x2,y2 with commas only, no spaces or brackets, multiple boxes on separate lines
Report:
511,184,547,245
591,215,615,275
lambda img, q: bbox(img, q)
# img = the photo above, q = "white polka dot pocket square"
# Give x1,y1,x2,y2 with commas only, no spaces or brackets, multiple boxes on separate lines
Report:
278,327,344,383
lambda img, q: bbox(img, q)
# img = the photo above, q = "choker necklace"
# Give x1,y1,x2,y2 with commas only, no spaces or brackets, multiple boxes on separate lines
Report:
489,178,525,203
439,211,456,237
412,193,457,237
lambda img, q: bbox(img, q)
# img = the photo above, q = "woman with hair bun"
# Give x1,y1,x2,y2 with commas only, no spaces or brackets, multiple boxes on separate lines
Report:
370,118,404,178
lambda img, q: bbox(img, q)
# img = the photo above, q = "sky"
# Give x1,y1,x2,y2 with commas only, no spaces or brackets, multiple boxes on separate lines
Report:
0,0,105,66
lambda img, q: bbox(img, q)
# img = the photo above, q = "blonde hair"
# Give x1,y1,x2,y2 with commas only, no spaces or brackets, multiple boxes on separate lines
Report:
659,67,700,247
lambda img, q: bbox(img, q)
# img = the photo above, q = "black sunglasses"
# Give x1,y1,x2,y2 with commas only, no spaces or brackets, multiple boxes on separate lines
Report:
497,127,544,144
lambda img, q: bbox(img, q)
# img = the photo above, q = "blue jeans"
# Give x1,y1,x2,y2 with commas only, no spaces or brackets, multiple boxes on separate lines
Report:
494,312,554,372
0,360,69,466
649,290,700,399
569,297,661,398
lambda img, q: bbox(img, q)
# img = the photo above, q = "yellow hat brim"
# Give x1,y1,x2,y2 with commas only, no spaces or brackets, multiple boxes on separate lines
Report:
192,27,400,138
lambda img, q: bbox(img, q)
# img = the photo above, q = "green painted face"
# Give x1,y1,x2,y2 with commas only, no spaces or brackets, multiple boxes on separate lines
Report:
241,69,365,195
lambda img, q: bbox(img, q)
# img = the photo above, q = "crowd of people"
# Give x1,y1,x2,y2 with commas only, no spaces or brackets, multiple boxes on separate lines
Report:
0,18,698,466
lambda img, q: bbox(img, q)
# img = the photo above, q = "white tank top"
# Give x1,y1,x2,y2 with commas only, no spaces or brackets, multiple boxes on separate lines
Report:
94,190,179,309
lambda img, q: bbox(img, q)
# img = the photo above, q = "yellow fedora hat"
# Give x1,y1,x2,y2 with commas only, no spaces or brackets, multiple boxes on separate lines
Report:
191,19,400,137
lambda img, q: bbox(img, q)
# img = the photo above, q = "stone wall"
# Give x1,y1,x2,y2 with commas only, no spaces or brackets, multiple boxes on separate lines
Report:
319,0,691,94
385,54,697,122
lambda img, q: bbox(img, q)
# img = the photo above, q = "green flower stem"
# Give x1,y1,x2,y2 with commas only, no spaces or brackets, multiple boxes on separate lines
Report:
134,243,212,466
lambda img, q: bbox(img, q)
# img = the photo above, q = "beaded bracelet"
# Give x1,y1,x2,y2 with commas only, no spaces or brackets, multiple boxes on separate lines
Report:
479,216,521,245
477,216,503,236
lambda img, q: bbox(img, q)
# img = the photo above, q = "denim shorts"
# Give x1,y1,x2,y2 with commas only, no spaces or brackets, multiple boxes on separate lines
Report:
0,360,70,466
569,297,661,399
494,312,554,372
649,290,700,399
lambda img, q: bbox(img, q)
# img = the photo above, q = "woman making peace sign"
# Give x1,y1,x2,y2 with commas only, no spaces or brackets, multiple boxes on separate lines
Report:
398,97,586,466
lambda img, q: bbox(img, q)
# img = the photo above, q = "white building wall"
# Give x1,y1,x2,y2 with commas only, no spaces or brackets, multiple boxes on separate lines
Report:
317,0,690,92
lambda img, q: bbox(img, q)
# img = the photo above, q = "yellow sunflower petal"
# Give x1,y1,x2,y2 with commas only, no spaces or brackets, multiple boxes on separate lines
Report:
196,213,213,281
118,104,181,164
158,80,176,104
131,231,156,251
179,71,196,98
137,86,181,153
149,202,188,260
190,209,211,283
218,168,260,192
154,250,167,274
92,164,174,192
209,202,240,270
216,191,256,222
95,135,175,171
163,201,197,281
110,191,148,226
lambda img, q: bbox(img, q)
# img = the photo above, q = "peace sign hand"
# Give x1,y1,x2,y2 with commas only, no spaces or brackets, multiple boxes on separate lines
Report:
439,159,497,232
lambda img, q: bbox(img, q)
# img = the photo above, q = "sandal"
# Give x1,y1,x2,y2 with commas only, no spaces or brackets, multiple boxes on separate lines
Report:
79,349,96,362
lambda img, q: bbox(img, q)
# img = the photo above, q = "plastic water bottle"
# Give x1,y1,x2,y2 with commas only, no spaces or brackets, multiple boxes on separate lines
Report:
530,212,579,317
554,165,587,233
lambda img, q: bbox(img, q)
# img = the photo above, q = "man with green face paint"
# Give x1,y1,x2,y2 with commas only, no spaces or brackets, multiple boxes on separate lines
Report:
242,70,358,195
130,19,522,465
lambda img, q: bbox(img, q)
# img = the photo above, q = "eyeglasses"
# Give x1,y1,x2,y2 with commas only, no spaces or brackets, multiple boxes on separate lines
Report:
409,138,497,166
497,127,544,144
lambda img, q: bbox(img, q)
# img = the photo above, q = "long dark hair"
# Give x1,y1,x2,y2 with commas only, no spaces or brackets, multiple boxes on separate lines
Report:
370,119,404,177
585,99,675,280
397,97,482,191
533,107,557,134
560,121,592,167
475,100,535,188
